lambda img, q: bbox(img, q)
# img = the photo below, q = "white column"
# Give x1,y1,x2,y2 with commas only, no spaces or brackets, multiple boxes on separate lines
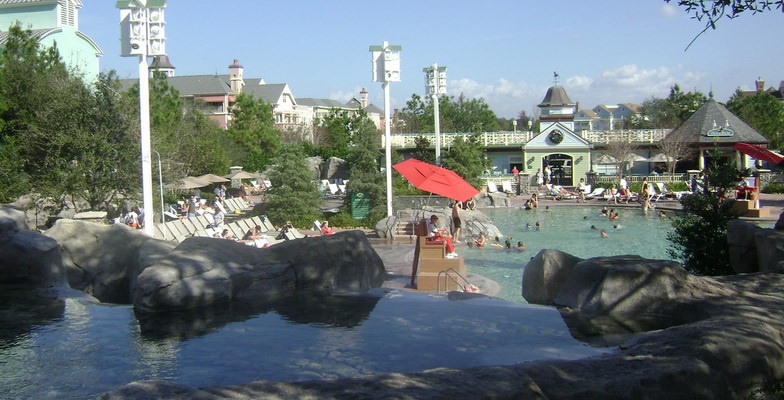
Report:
139,53,154,236
384,81,392,217
433,94,441,164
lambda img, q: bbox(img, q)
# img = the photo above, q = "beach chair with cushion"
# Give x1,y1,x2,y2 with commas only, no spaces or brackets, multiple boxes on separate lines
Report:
487,181,499,193
585,187,606,200
501,180,514,194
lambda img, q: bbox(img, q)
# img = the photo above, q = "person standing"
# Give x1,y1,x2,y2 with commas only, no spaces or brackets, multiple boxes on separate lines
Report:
452,201,463,241
511,166,519,180
544,164,552,185
619,176,629,204
536,168,544,188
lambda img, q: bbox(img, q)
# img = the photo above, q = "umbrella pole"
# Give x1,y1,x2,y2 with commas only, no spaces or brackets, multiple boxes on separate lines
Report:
410,239,420,288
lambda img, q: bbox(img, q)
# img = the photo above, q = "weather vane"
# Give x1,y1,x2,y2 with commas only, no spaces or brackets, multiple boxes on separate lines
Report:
553,71,560,86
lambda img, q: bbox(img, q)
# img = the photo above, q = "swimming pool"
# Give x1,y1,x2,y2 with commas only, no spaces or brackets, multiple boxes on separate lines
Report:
463,207,676,303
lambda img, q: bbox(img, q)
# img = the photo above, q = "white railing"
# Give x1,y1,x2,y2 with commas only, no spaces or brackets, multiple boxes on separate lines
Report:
383,129,669,149
579,129,670,144
385,131,534,148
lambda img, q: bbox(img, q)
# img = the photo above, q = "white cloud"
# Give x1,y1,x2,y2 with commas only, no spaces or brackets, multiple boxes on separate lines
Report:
660,3,679,17
445,64,706,118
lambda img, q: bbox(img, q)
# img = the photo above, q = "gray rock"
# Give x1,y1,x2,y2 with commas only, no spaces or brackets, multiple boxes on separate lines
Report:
0,230,66,288
269,230,386,294
134,237,295,312
44,219,153,303
304,156,323,181
0,206,29,236
755,229,784,273
727,219,762,273
133,230,386,312
322,156,348,180
522,249,583,305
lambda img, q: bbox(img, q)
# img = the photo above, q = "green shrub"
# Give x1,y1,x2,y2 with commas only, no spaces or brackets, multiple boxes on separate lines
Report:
666,181,690,192
762,183,784,194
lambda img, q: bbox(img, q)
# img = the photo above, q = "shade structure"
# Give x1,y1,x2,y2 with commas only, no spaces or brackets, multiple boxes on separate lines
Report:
594,154,617,164
733,142,784,165
393,158,479,202
647,153,675,163
197,173,230,183
164,176,211,190
224,170,260,180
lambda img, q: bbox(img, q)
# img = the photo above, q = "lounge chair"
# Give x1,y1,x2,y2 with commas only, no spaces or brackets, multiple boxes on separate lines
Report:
648,184,664,204
487,181,499,193
328,183,340,196
313,220,324,235
501,180,514,194
585,187,606,200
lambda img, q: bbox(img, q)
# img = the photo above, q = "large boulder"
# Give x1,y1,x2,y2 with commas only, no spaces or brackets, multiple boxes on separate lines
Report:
755,228,784,273
134,237,295,312
727,219,762,273
0,229,66,288
0,206,66,288
304,156,323,181
44,219,155,303
268,230,386,294
134,230,386,312
322,156,348,181
522,249,583,305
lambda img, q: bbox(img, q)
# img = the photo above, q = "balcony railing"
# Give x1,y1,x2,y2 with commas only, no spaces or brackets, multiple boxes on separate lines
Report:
384,129,670,149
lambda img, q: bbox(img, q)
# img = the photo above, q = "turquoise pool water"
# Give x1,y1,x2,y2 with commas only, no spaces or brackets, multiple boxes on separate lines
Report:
464,207,677,303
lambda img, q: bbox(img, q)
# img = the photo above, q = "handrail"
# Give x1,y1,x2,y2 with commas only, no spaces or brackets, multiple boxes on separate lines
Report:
436,267,473,294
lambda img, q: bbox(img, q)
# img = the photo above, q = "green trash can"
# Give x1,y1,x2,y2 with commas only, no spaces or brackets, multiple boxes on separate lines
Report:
351,191,371,220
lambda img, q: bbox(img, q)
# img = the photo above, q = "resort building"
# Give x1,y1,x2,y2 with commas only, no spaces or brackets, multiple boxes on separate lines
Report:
135,58,383,138
0,0,102,83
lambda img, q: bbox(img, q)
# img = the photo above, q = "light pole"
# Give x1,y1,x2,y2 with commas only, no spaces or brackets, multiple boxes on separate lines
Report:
153,149,165,240
118,0,167,237
423,64,447,165
370,41,401,218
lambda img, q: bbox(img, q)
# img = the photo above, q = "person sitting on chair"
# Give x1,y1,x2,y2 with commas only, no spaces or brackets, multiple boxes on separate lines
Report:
426,215,456,256
321,221,335,235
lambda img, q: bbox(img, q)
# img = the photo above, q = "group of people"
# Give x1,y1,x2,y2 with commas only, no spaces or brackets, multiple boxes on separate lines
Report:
117,207,145,229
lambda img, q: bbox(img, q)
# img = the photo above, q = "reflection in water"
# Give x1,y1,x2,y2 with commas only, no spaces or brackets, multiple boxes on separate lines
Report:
0,288,607,400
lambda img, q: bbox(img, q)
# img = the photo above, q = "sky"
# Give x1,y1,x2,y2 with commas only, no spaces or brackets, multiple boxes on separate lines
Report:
78,1,784,119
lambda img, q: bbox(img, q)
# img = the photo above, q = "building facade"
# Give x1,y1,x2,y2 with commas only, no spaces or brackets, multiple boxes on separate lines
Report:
0,0,102,83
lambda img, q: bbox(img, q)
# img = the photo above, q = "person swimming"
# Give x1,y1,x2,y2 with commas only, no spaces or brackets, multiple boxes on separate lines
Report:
600,229,608,238
516,241,526,250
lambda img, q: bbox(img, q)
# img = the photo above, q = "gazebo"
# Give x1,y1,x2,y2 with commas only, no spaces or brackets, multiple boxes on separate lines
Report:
662,98,769,170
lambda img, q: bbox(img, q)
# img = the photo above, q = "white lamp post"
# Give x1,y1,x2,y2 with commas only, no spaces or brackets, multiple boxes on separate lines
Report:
423,64,447,164
118,0,167,237
370,41,401,218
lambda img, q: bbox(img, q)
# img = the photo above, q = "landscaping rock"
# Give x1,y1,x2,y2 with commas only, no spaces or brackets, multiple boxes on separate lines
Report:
522,249,583,305
44,219,154,303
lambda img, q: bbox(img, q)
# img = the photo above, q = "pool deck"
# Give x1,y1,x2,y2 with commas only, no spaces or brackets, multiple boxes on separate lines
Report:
366,192,784,298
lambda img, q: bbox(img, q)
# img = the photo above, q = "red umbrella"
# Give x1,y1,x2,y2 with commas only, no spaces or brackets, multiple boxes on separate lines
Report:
393,158,479,202
733,143,784,165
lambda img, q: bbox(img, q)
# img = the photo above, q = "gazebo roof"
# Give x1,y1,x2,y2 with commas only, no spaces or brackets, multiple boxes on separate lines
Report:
663,98,768,145
538,85,575,107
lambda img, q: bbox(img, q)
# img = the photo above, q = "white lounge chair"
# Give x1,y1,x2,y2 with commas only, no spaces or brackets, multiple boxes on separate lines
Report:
487,181,499,193
328,183,340,196
585,187,606,200
501,180,513,194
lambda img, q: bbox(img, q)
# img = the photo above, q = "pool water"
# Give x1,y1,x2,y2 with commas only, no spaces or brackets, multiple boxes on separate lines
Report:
0,288,607,400
464,207,677,303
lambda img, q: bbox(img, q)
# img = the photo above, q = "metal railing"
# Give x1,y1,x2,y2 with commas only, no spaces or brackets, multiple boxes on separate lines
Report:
436,267,474,294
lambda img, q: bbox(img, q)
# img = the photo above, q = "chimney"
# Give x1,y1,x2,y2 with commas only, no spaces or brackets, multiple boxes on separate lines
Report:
755,77,765,92
360,88,368,108
229,59,245,94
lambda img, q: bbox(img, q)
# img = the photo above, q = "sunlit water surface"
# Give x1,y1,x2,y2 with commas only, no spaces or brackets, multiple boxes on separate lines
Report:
465,206,677,302
0,288,606,400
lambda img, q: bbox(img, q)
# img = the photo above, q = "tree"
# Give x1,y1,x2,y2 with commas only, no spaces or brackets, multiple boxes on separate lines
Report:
665,0,784,48
666,147,747,275
726,89,784,149
657,136,694,173
411,135,435,164
344,115,387,223
316,108,376,160
263,144,322,227
440,132,489,189
601,133,641,178
124,75,229,182
640,84,707,128
398,93,499,134
226,93,281,171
